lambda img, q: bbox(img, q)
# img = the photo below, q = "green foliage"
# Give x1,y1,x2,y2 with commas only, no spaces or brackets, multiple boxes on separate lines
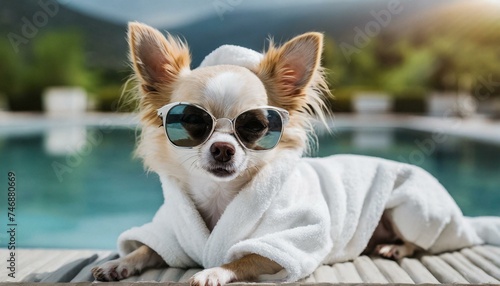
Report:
321,36,345,89
425,35,500,93
322,14,500,108
392,94,427,114
95,84,137,112
322,36,381,90
381,42,436,95
0,40,23,97
29,30,97,89
345,41,380,88
4,29,100,111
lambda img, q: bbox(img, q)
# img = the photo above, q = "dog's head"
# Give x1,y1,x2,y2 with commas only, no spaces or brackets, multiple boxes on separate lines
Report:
128,22,330,183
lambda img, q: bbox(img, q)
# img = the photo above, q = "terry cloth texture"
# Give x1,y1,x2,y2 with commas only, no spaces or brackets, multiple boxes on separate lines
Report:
119,153,500,282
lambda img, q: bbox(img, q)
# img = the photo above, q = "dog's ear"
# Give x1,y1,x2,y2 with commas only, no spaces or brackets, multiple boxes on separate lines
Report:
128,22,191,94
257,32,323,111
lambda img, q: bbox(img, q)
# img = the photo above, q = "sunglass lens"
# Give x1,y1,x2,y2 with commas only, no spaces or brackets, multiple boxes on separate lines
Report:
235,109,283,150
165,104,213,147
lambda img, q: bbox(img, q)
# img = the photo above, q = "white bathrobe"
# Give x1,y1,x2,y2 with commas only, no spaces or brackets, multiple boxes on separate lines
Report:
118,152,500,282
119,45,500,282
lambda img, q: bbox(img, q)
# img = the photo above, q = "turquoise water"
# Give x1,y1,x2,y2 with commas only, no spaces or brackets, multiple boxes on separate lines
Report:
0,127,162,250
0,126,499,249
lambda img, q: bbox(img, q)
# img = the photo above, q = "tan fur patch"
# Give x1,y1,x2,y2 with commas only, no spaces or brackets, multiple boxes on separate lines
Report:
128,22,191,127
256,33,332,153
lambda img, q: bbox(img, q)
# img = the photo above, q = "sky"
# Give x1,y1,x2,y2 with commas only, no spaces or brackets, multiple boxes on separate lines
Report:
59,0,340,28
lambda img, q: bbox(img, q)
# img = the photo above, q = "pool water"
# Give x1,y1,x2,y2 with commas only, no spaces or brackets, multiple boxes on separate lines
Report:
0,126,499,249
0,127,162,250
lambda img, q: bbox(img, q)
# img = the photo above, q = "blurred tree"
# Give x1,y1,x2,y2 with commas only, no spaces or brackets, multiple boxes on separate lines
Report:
381,41,436,95
322,36,344,88
0,39,23,98
321,36,353,112
322,36,381,90
323,1,500,102
399,2,500,97
6,29,98,111
28,30,97,92
426,36,500,94
325,29,500,101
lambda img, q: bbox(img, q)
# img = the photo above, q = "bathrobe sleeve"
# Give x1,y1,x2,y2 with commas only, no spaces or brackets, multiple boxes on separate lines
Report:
118,203,200,268
385,163,483,253
225,163,333,282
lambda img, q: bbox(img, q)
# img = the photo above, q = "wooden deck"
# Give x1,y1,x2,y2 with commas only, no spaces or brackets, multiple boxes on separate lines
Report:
1,245,500,284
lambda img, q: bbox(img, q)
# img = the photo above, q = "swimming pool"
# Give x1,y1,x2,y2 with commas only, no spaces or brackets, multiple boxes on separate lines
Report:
0,125,499,249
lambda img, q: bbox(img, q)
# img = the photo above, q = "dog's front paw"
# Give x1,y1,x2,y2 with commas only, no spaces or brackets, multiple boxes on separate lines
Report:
375,243,416,260
91,259,136,281
189,267,236,286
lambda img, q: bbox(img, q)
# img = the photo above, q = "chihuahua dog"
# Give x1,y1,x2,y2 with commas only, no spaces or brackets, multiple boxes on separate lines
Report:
92,22,328,284
92,22,497,285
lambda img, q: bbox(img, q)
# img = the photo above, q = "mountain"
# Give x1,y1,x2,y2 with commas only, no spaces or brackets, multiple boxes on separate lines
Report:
0,0,128,69
161,0,439,66
167,2,365,66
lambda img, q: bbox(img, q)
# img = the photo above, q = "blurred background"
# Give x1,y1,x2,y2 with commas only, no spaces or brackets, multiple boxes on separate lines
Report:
1,0,500,114
0,0,499,250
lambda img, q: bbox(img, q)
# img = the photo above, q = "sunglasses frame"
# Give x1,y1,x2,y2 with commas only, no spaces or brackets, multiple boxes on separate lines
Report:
157,102,290,151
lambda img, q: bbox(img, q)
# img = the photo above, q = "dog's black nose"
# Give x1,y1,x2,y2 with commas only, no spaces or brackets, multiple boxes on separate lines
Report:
210,142,235,162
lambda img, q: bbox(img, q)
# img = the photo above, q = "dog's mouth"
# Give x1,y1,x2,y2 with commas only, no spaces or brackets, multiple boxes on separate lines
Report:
205,161,238,178
208,166,236,178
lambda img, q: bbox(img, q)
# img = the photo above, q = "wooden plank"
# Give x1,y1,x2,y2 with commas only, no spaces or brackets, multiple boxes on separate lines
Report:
483,245,500,257
39,254,98,282
0,249,47,280
1,249,48,281
121,272,140,282
36,250,103,274
158,267,187,282
472,246,500,267
421,255,468,284
135,268,164,282
256,269,288,282
353,256,388,283
440,252,499,283
18,251,74,281
19,250,110,282
311,265,339,283
300,273,316,283
461,248,500,280
332,262,363,283
178,268,202,282
400,257,439,284
7,247,500,284
372,258,414,283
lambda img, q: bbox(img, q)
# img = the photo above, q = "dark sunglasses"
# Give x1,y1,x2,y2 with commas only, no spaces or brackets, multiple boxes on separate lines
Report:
157,102,289,151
